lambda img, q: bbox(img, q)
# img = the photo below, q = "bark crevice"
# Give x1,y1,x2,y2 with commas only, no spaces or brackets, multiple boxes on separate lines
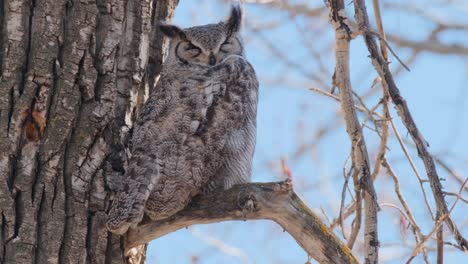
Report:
58,143,74,264
85,211,95,264
33,186,46,264
1,212,6,263
12,190,23,241
18,0,36,96
0,0,4,75
0,1,178,263
7,86,14,133
58,63,87,261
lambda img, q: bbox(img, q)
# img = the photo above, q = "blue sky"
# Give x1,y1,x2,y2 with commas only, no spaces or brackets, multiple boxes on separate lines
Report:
148,1,468,263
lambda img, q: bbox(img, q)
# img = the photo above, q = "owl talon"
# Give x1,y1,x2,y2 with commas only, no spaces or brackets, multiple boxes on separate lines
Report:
238,191,257,215
244,199,255,212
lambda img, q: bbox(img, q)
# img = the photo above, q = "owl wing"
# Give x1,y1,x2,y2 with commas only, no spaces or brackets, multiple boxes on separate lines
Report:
144,55,259,220
106,77,179,235
107,55,258,234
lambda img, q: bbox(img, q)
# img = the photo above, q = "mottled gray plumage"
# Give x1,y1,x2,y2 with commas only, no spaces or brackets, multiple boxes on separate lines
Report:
107,6,258,235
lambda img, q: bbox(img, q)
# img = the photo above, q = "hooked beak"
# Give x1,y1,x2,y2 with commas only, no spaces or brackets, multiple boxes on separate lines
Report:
209,53,216,65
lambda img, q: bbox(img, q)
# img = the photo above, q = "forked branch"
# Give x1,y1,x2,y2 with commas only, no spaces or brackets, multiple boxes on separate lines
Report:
126,181,359,264
328,0,380,263
353,0,468,251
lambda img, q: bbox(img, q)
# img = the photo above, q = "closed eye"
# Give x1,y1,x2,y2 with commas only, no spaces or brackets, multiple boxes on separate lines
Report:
185,42,201,57
220,40,231,53
185,43,199,50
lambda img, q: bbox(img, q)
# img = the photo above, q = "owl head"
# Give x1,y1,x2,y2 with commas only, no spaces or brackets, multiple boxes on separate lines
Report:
159,5,244,66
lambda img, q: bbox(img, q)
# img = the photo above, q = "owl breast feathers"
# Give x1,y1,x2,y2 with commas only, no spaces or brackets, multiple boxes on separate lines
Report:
107,5,259,235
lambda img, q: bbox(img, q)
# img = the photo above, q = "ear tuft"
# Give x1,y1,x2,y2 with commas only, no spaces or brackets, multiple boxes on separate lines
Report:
158,23,187,40
225,5,242,35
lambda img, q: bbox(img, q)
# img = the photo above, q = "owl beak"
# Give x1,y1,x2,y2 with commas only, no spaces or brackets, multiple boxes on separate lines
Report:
209,53,216,65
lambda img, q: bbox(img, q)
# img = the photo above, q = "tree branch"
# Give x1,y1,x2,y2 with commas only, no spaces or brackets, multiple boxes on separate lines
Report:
126,181,359,264
386,34,468,56
352,0,468,251
328,1,380,263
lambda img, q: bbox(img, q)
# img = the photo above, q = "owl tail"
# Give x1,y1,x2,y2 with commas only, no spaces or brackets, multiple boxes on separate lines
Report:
106,154,159,235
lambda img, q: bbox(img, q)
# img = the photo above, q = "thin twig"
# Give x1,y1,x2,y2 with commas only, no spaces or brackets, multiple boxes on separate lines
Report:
405,179,468,263
328,1,379,262
353,91,384,139
309,87,384,119
371,0,388,61
347,166,362,250
389,110,435,220
436,211,443,264
434,157,468,192
354,0,468,250
443,192,468,204
369,31,411,71
382,159,430,263
329,50,421,230
339,154,353,240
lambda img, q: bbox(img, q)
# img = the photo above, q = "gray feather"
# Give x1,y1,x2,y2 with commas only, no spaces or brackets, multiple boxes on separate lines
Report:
107,7,258,234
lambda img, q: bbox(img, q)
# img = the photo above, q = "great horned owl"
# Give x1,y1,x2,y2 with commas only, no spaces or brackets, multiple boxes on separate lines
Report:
107,6,258,235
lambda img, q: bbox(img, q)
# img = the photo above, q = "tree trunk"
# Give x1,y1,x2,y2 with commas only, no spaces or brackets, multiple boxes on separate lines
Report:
0,0,179,263
0,1,362,263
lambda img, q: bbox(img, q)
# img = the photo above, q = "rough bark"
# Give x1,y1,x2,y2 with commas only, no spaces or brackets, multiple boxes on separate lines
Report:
0,0,179,263
0,1,360,263
127,181,360,264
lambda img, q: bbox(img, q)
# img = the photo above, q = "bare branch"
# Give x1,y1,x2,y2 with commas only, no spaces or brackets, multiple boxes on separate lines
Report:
436,211,444,264
126,181,359,264
387,34,468,56
434,157,468,191
406,179,468,263
369,32,411,71
353,0,468,250
347,167,362,250
328,1,380,262
309,86,384,119
371,0,388,61
382,159,430,263
389,116,435,219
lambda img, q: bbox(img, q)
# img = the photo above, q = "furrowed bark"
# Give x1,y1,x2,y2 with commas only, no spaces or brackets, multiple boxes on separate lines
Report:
328,1,379,263
127,181,360,264
0,1,179,263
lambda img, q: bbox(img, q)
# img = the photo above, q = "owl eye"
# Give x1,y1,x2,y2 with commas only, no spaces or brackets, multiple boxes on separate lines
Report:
185,43,199,51
220,40,232,53
185,43,201,57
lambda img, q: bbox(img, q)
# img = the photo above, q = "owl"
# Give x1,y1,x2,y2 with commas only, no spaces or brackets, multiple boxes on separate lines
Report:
107,5,259,235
